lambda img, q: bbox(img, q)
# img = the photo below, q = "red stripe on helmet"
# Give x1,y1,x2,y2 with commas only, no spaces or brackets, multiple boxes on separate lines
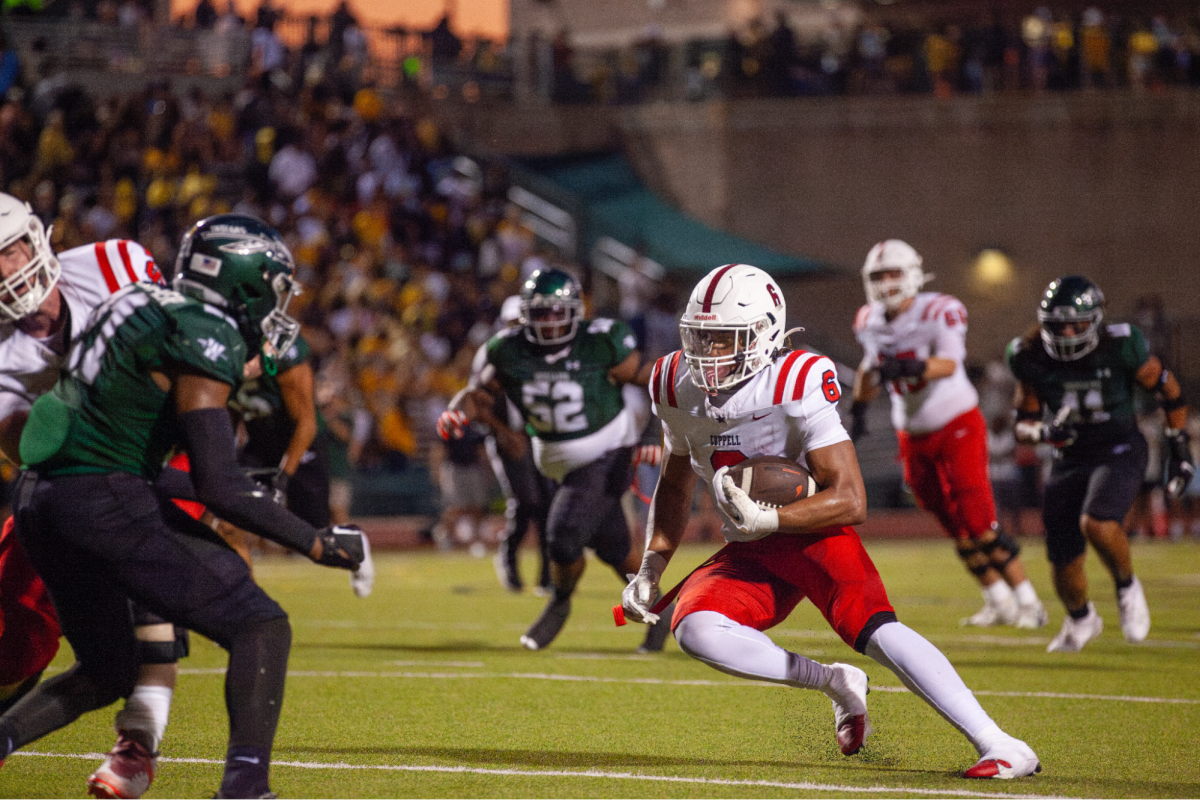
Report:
701,264,736,312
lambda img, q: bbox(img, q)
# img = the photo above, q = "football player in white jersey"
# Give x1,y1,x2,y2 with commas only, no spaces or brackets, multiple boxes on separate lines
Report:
621,263,1040,779
850,240,1047,629
0,193,174,798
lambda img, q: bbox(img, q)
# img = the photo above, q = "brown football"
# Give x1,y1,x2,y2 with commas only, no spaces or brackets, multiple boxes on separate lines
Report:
725,455,819,508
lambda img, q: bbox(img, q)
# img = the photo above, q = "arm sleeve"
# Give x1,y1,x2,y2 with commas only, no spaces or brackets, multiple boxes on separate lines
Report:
178,407,317,554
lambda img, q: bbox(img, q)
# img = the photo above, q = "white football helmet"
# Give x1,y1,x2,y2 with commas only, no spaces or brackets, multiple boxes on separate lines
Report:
680,263,786,394
862,239,928,312
0,193,60,323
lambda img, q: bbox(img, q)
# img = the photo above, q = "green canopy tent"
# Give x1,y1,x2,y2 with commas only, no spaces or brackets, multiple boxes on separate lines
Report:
510,151,831,277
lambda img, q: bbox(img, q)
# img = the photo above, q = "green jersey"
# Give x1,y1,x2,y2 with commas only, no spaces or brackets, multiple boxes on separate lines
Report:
486,317,637,443
20,283,247,478
1006,322,1150,455
230,333,325,465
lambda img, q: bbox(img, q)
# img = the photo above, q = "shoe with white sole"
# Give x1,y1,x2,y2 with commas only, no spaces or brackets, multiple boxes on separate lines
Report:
961,591,1019,627
822,663,872,755
962,735,1041,779
1015,600,1049,629
1117,576,1150,643
350,533,374,598
86,733,156,799
520,594,571,650
1046,603,1103,653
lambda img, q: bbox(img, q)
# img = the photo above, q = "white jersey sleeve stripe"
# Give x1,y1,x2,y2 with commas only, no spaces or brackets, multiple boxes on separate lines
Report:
93,242,120,293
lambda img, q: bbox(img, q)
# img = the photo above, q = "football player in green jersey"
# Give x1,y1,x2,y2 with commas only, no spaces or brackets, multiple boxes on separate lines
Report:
1007,276,1192,653
0,214,370,799
443,268,671,651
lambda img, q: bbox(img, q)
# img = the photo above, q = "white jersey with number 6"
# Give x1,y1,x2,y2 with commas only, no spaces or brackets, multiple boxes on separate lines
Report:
649,349,848,540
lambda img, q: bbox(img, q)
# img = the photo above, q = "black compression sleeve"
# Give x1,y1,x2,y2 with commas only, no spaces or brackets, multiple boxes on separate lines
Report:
177,407,317,555
153,463,197,502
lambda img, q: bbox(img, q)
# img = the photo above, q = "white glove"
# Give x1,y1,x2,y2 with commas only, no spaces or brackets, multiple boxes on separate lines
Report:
712,466,779,542
621,551,668,625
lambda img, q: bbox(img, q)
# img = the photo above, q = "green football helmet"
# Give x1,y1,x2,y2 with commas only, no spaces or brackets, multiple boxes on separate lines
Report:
1038,275,1105,361
520,268,583,345
173,213,301,372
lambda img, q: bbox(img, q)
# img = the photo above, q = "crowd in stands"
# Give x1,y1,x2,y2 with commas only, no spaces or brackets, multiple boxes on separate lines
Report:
0,12,611,531
537,5,1200,103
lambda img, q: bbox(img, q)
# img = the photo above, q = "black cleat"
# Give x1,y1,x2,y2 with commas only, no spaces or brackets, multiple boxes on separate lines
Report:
520,595,571,650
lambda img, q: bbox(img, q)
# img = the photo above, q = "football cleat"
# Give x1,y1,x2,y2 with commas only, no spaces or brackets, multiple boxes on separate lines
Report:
1014,601,1049,629
823,663,872,756
520,595,571,651
1117,576,1151,643
350,533,374,598
961,592,1019,627
494,551,522,593
962,735,1041,779
1046,603,1103,653
86,733,157,799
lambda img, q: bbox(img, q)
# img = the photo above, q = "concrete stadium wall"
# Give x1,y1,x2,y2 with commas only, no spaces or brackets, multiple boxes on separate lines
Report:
444,89,1200,376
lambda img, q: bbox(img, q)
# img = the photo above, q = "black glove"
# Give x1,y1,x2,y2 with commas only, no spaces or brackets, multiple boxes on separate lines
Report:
850,401,868,442
878,357,926,382
246,467,289,506
1044,415,1076,448
1165,428,1195,499
314,524,366,570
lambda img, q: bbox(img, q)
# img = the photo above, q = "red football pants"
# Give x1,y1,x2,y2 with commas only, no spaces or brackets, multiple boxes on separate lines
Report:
897,407,997,541
672,526,895,650
0,515,61,686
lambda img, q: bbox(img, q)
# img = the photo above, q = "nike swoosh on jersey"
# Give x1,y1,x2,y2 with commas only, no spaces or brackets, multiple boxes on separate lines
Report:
752,413,770,420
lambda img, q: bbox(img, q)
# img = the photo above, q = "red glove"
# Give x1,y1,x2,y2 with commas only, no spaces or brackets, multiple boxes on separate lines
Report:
436,409,469,441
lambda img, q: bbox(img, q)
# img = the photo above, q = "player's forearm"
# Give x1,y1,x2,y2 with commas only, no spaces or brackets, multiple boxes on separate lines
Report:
923,356,957,380
179,407,317,554
776,480,867,533
645,466,693,561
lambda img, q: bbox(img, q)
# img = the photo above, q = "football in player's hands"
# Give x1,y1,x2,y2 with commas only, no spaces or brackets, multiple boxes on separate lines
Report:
724,455,819,508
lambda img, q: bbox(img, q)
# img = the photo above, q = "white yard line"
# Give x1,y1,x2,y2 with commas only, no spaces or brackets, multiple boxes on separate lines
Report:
9,751,1071,799
167,667,1200,704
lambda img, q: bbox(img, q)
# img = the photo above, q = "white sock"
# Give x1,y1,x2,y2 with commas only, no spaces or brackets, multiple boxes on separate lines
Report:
1013,579,1039,606
983,580,1014,605
114,685,173,753
674,610,830,690
864,621,998,753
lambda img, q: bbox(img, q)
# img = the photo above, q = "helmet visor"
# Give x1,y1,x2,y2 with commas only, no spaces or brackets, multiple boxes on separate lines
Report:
261,272,302,361
681,324,757,394
1038,310,1101,360
523,298,580,344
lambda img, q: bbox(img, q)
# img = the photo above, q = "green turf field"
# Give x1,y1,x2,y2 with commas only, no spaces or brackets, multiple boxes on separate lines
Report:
3,535,1199,798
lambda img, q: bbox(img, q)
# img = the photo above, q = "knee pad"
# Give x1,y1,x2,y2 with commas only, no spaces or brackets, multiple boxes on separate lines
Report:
134,623,189,664
978,528,1021,567
955,540,991,577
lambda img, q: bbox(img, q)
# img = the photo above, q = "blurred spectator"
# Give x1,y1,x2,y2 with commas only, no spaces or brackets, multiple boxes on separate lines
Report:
194,0,217,29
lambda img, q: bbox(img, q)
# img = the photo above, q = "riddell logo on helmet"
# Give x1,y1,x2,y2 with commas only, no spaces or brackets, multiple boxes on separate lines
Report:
692,314,718,321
